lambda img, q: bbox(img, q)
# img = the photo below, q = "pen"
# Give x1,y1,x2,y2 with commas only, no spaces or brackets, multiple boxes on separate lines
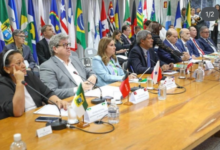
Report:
130,66,134,73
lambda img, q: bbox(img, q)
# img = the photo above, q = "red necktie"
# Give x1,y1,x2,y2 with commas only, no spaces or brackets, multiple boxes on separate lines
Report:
193,39,205,55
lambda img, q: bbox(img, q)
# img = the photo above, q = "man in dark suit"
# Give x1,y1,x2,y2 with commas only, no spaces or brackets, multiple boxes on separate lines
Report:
187,26,205,57
197,26,218,54
128,30,173,74
157,29,190,64
36,25,55,64
121,25,132,45
3,29,36,70
176,28,194,57
130,26,141,43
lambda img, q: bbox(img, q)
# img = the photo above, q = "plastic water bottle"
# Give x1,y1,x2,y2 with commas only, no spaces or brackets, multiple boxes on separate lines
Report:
158,80,167,100
108,99,119,124
10,133,27,150
196,67,204,82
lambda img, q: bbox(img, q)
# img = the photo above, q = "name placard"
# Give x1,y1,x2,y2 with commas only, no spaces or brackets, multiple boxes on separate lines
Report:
164,77,177,90
205,61,214,70
84,102,108,123
36,125,52,138
129,88,149,104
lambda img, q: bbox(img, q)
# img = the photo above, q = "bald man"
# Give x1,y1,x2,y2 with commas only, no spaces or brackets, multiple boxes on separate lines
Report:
176,28,194,58
157,29,190,64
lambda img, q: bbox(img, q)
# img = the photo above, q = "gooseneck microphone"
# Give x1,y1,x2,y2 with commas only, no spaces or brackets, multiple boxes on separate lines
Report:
21,81,67,130
73,71,106,104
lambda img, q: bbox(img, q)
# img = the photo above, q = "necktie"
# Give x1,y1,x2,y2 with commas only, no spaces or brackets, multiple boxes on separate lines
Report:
126,36,131,44
184,44,190,53
192,39,204,55
206,39,217,52
146,51,151,68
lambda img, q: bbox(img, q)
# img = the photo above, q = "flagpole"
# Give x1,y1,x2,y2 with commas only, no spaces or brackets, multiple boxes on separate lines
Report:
187,64,194,80
123,93,133,106
77,115,90,128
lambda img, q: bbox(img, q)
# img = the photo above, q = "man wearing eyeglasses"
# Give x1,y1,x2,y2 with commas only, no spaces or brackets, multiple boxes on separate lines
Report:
197,26,218,54
3,29,37,70
40,33,97,99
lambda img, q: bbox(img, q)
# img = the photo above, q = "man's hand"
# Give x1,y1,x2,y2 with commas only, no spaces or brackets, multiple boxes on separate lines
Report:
169,63,174,70
87,75,97,85
161,64,169,71
182,52,190,61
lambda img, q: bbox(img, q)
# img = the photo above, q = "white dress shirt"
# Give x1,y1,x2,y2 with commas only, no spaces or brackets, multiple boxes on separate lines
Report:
24,86,37,112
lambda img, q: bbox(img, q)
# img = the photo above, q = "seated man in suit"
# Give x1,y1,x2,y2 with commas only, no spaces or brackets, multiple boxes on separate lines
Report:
187,26,205,57
36,25,55,64
128,30,173,74
176,28,194,57
121,25,132,45
3,29,37,70
130,26,141,43
40,33,97,99
197,26,218,54
157,29,190,64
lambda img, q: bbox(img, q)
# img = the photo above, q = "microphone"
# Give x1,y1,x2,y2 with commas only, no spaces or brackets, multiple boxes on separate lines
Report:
73,71,107,104
21,81,67,130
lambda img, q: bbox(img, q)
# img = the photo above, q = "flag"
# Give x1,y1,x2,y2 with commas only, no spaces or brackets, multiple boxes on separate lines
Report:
107,1,115,36
20,0,29,45
38,0,45,39
0,0,13,45
88,0,95,48
74,0,86,49
0,23,5,52
151,61,162,84
184,1,191,28
49,0,61,34
72,83,88,118
94,0,102,50
123,0,131,26
60,0,68,34
131,0,137,36
8,0,19,31
120,73,130,98
165,1,171,30
186,61,193,74
68,0,77,51
114,0,121,29
143,0,148,24
150,0,156,21
174,1,182,36
137,0,143,29
101,0,109,37
28,0,39,64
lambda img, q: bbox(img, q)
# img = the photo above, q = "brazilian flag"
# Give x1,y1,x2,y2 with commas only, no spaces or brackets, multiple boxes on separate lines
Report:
74,0,86,49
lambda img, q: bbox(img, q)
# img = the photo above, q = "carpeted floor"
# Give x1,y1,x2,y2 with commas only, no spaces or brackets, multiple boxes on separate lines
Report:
193,137,220,150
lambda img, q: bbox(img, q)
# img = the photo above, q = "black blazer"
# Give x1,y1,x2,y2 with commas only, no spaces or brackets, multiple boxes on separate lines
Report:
115,40,130,56
130,34,136,43
36,38,51,65
0,71,54,120
121,34,131,45
128,45,165,74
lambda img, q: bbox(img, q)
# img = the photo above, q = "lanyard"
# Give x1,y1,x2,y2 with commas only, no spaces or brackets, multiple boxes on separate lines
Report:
109,60,118,75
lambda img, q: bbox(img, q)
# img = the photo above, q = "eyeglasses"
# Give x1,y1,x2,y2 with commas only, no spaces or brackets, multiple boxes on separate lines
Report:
15,35,26,38
56,43,71,48
202,32,209,34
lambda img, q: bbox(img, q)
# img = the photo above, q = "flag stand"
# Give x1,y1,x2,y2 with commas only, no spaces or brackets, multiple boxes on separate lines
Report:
77,115,90,128
187,65,194,80
123,94,133,106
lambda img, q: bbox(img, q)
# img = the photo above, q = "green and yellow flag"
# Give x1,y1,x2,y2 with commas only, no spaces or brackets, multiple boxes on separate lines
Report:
74,0,86,49
137,0,143,29
72,83,88,118
185,1,191,28
0,0,13,45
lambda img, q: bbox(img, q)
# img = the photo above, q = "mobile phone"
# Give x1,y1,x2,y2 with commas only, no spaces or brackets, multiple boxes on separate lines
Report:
35,116,59,122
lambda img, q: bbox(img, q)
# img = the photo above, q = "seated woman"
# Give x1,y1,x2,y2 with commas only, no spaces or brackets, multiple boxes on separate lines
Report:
92,37,136,87
112,29,130,65
0,50,68,120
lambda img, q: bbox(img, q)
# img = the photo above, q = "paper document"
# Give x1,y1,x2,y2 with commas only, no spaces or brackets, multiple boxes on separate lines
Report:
34,104,68,116
116,55,128,60
183,59,202,63
85,85,121,97
162,71,178,75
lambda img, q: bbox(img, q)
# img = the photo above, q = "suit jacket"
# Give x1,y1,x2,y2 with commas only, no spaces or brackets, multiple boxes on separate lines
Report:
115,40,130,56
40,52,94,99
36,38,51,65
197,37,216,54
187,39,203,57
92,56,124,87
176,39,193,55
157,39,182,64
0,71,54,120
130,34,136,43
3,43,36,69
128,45,165,74
121,34,131,45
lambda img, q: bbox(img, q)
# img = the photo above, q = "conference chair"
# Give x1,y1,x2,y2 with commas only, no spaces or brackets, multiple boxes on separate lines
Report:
84,47,98,59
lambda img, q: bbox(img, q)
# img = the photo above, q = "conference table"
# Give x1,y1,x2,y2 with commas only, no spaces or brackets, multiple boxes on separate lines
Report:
1,63,220,150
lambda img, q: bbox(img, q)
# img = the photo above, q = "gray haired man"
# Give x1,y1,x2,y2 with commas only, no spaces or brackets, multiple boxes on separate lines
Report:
40,33,97,99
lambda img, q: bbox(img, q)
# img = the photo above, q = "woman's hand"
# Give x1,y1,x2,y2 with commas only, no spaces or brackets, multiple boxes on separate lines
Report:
56,100,69,110
128,73,137,79
13,66,24,84
120,49,127,53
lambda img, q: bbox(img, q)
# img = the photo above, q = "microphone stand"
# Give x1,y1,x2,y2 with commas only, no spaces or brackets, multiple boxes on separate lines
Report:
21,81,67,130
73,72,106,104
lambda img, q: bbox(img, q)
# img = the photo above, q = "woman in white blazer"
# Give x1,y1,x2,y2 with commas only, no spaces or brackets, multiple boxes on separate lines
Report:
92,37,136,87
210,4,220,47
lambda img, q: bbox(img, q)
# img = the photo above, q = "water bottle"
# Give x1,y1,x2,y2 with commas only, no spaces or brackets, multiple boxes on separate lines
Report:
10,133,27,150
108,99,119,124
196,67,204,82
158,80,167,100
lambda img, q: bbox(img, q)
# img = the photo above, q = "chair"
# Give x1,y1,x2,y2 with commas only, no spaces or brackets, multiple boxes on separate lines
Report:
80,57,92,70
84,47,97,59
122,61,128,71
